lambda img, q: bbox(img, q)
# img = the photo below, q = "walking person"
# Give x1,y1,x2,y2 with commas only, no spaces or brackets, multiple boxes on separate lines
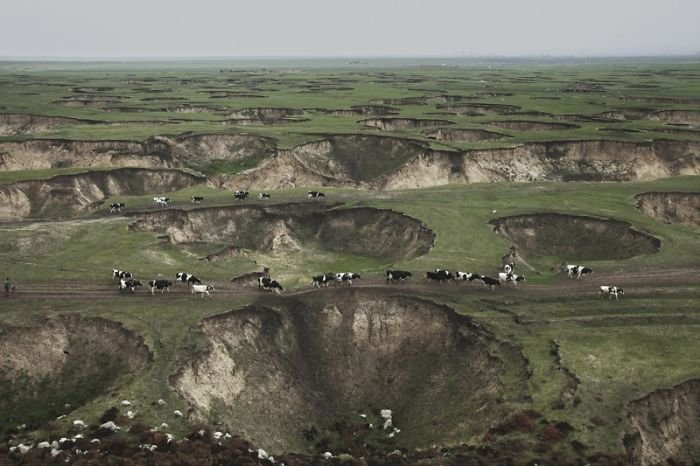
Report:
3,277,10,298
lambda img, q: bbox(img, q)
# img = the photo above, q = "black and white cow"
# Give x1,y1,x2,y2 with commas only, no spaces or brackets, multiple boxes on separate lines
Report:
119,279,142,293
191,196,204,204
258,277,283,293
426,270,454,283
312,273,336,288
599,285,624,300
234,191,249,201
176,272,202,286
336,272,361,286
307,191,325,199
565,264,593,280
498,272,525,285
503,263,515,275
109,203,125,214
148,280,173,295
455,272,479,282
191,284,215,298
153,197,171,207
386,270,412,284
112,269,133,280
259,193,271,200
480,275,501,290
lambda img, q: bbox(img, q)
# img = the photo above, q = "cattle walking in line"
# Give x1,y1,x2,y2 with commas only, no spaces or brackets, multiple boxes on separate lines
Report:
312,273,336,288
480,275,501,290
599,285,624,300
455,272,479,282
426,270,454,283
191,196,204,204
336,272,361,286
192,284,215,298
109,203,125,214
119,279,142,293
498,272,526,285
386,270,412,284
149,280,173,295
175,272,202,286
259,193,271,200
153,197,171,207
113,269,133,280
307,191,325,199
258,277,283,293
234,191,249,200
565,264,593,280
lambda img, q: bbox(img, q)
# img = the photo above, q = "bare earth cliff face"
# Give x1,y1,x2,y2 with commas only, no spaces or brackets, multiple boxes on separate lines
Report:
624,379,700,465
172,291,531,453
635,192,700,227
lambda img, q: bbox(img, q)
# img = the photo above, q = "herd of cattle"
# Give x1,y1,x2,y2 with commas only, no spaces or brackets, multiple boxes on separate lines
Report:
113,262,625,300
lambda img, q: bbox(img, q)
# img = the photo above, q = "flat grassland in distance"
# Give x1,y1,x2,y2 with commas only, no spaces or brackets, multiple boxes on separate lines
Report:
0,58,698,464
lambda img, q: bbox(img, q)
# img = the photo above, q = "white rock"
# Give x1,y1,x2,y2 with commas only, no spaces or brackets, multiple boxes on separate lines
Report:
359,414,367,418
166,433,175,443
9,447,16,453
213,431,223,440
323,451,333,459
18,443,33,454
258,448,269,460
90,439,101,444
59,437,69,444
73,420,86,428
37,441,51,449
50,448,61,457
100,421,119,431
56,414,66,420
51,441,59,449
64,403,71,409
380,409,392,419
127,410,135,419
157,399,166,406
173,410,184,417
72,434,84,440
160,422,169,429
383,419,393,430
121,400,131,407
17,424,26,430
223,433,232,440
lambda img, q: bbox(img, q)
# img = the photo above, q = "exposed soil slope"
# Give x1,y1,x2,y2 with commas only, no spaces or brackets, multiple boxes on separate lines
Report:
0,315,151,434
128,203,434,260
360,118,455,131
635,192,700,227
172,291,530,452
624,379,700,466
490,213,661,260
0,113,93,136
423,128,507,142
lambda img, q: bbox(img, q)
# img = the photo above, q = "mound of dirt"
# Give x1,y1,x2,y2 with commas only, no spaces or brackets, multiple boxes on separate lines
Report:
360,118,455,131
486,120,579,131
635,192,700,227
422,128,507,142
0,168,206,219
490,213,660,260
0,315,151,434
0,113,95,136
624,379,700,465
129,203,434,260
172,291,530,452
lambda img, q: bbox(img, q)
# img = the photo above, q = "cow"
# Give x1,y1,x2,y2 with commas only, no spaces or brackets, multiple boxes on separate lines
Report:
119,279,142,293
153,197,171,207
386,270,412,284
112,269,132,280
307,191,325,199
455,272,479,282
312,273,336,288
503,263,515,275
191,284,215,298
335,272,361,286
191,196,204,204
148,280,173,295
258,277,283,293
259,193,271,200
109,203,125,214
498,272,525,285
599,285,624,300
480,275,501,290
565,264,593,280
426,270,454,283
176,272,202,286
234,191,249,200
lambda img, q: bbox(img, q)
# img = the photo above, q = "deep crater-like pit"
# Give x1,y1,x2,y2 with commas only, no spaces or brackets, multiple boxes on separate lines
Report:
490,213,661,260
635,192,700,227
129,203,435,260
172,291,530,452
0,316,151,434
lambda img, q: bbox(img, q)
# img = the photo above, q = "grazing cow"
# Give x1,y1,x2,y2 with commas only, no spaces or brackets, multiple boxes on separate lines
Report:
176,272,202,285
258,277,283,293
112,269,133,280
335,272,361,286
191,196,204,204
455,272,479,282
426,270,454,283
119,279,142,293
191,284,215,298
153,197,171,207
312,273,336,288
148,280,173,295
109,203,125,214
599,285,624,300
234,191,249,200
259,193,271,200
386,270,412,284
565,264,593,279
307,191,325,199
498,272,526,285
480,275,501,290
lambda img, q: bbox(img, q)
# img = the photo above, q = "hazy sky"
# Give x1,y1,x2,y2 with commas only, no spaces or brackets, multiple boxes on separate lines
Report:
2,0,699,57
